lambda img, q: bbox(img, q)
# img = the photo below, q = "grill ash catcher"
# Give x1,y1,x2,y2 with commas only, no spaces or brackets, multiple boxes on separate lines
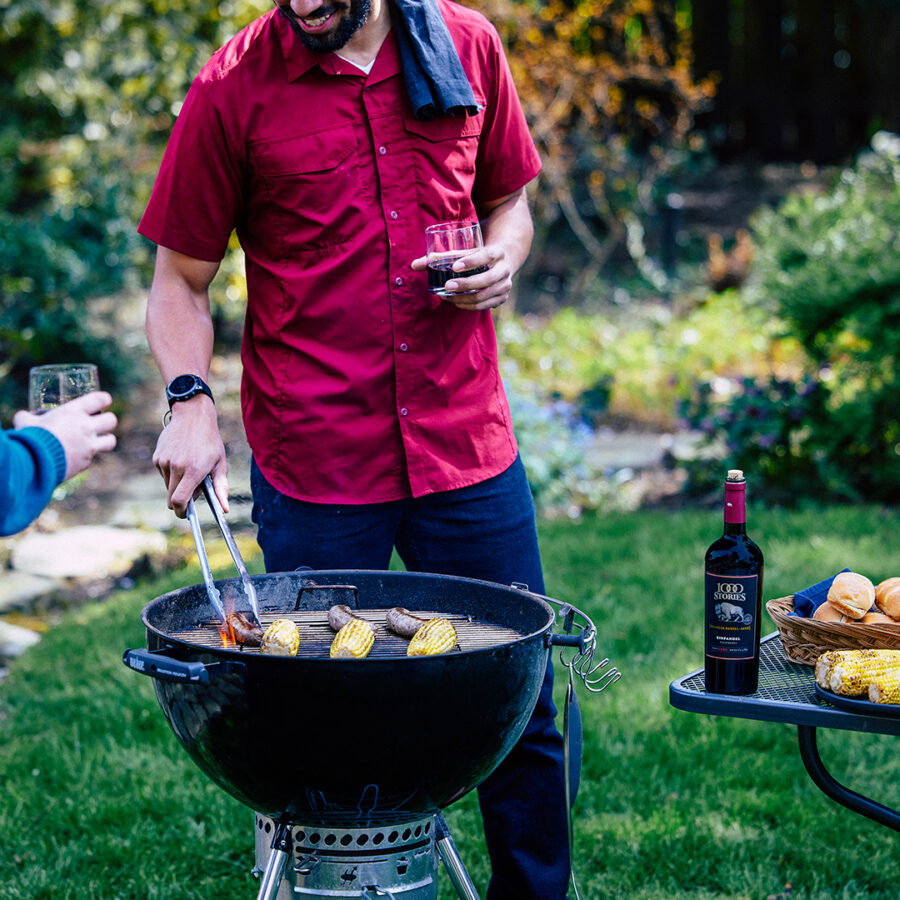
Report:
124,530,619,899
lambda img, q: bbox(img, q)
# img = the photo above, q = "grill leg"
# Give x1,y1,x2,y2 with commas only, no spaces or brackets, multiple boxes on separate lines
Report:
435,812,480,900
256,822,292,900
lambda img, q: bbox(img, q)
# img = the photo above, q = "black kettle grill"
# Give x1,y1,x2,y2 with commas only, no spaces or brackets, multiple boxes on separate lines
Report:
123,486,618,899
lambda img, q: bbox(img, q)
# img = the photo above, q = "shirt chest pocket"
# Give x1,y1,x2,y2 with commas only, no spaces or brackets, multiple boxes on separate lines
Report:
402,110,484,179
248,128,365,250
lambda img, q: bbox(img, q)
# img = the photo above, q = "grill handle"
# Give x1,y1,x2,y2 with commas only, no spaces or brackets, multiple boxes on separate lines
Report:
123,647,244,683
511,586,621,696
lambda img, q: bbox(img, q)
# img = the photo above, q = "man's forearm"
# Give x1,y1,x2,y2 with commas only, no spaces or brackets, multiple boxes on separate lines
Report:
480,187,534,278
145,246,221,384
145,246,228,516
146,285,215,384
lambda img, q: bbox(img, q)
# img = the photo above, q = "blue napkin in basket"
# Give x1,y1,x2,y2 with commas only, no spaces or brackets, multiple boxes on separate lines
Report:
789,569,851,617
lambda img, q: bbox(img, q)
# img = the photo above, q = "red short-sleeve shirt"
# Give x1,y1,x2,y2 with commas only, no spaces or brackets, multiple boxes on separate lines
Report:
138,1,542,504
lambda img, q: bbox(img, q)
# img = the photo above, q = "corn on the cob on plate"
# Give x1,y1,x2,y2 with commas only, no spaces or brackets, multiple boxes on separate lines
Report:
869,669,900,704
829,651,900,696
261,619,301,656
814,649,900,689
815,650,842,688
407,617,457,657
330,618,375,659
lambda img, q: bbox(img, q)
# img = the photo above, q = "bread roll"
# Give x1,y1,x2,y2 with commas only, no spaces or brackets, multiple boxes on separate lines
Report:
812,601,846,623
826,571,875,620
858,611,898,625
875,577,900,618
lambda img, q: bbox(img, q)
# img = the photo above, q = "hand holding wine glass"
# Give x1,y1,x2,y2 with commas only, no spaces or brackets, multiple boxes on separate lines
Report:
16,364,117,481
423,221,488,297
411,219,515,311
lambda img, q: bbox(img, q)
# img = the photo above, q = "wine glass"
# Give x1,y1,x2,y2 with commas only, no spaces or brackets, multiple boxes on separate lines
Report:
425,221,487,296
28,363,100,413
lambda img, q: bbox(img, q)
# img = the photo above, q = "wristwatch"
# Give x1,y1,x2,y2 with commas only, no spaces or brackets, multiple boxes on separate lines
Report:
165,374,215,409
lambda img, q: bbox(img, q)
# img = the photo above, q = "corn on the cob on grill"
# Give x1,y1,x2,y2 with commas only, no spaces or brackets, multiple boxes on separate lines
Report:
330,618,375,659
260,619,301,657
829,651,900,696
407,617,457,657
869,670,900,704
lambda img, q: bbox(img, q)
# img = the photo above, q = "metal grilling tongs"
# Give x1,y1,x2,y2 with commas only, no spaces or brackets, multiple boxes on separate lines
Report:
185,475,261,626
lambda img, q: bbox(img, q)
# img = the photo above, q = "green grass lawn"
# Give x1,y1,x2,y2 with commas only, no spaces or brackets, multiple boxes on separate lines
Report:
1,505,899,899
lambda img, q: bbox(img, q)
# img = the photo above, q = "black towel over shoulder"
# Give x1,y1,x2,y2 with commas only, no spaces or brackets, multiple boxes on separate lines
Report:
391,0,480,120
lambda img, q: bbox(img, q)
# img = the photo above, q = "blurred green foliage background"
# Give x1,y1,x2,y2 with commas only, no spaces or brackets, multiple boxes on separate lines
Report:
1,0,898,510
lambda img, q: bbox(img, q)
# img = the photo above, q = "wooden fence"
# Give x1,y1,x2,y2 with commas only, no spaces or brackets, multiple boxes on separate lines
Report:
690,0,900,164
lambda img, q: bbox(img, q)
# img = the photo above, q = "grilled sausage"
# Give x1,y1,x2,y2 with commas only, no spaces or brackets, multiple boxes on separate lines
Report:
221,611,263,647
385,607,428,639
328,604,365,632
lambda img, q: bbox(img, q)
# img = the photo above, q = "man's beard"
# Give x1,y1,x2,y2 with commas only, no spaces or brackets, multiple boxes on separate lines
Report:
278,0,372,53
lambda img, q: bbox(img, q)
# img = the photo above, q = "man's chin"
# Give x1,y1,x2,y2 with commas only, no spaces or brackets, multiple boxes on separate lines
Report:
278,4,368,53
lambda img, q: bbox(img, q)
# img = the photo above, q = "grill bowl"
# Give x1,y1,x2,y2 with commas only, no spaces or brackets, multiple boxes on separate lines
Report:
132,570,556,825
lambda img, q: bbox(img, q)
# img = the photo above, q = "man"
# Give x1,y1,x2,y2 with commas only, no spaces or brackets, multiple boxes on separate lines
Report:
139,0,569,896
1,392,117,536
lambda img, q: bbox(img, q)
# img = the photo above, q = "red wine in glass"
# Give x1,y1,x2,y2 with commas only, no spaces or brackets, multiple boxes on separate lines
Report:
427,258,489,295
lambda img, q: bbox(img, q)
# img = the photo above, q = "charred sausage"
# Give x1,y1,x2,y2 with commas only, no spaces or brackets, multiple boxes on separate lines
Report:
220,611,263,647
385,607,428,639
328,604,364,632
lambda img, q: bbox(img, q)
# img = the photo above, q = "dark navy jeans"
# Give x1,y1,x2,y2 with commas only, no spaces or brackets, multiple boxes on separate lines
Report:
250,455,570,900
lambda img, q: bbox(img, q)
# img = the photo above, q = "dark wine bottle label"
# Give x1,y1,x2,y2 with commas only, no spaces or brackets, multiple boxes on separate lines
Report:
704,572,759,659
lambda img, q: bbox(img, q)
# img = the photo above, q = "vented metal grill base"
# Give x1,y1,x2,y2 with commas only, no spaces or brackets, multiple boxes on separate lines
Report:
254,813,439,899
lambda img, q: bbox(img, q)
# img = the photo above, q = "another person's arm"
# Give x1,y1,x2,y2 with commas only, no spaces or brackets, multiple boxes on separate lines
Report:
145,245,228,518
2,391,117,536
410,185,535,311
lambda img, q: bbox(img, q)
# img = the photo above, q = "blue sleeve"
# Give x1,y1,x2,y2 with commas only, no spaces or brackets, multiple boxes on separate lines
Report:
0,426,67,536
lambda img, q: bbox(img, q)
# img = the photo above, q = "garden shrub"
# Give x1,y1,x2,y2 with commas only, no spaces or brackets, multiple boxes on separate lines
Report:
677,374,827,502
681,133,900,503
0,175,138,416
497,293,805,430
0,0,260,420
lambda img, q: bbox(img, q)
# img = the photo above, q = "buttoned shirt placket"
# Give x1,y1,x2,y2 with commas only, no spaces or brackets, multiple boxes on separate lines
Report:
362,69,422,482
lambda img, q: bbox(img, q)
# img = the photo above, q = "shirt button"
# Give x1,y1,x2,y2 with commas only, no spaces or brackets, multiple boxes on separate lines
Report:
378,146,387,156
390,210,399,220
394,276,403,286
399,407,409,417
399,342,409,352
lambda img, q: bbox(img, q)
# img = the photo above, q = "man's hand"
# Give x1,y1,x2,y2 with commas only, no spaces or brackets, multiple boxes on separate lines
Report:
410,186,534,312
410,244,513,311
13,391,118,481
152,395,228,518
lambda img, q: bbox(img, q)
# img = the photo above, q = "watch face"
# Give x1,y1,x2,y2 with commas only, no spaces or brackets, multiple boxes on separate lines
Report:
169,374,198,397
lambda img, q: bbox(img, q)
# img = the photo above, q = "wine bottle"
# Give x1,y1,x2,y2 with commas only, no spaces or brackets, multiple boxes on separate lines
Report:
704,469,765,695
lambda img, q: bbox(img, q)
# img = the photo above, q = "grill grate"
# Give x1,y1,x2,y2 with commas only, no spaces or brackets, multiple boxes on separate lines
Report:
169,609,527,659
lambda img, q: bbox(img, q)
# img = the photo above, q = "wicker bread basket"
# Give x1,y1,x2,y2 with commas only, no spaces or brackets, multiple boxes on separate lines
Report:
766,595,900,666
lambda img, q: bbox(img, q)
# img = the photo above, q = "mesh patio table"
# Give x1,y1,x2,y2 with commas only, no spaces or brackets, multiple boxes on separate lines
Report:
669,632,900,831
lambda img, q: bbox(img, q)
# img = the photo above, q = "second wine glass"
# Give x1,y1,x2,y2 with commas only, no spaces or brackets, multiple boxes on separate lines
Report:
28,363,100,413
